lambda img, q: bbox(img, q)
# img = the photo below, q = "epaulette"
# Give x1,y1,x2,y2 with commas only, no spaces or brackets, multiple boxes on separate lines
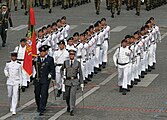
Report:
7,60,11,63
60,28,63,32
44,35,49,39
17,61,21,64
64,25,67,27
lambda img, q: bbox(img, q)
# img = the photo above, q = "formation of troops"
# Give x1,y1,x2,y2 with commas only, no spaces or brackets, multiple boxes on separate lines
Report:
96,0,167,17
1,0,163,115
2,0,91,15
113,17,161,95
4,16,111,116
0,0,166,16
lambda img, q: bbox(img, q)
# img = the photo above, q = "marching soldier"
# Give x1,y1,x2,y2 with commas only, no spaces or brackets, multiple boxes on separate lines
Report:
113,39,131,95
4,52,22,115
52,40,69,97
61,49,84,116
94,0,101,15
33,45,55,116
0,5,13,47
126,0,134,11
24,0,33,15
6,0,18,11
14,38,30,92
134,0,141,16
100,18,110,68
109,0,116,18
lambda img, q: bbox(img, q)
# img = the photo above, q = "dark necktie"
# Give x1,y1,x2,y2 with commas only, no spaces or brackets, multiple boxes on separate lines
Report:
41,58,44,62
70,60,73,67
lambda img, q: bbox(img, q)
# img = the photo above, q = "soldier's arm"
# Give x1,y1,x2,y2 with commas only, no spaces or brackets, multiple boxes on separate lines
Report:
78,61,83,84
50,57,55,80
4,63,9,77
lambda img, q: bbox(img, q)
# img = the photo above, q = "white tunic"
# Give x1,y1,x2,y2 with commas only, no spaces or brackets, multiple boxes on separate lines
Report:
4,61,22,86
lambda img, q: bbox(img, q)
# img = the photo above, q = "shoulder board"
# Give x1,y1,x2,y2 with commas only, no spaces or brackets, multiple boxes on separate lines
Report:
7,60,11,63
45,35,49,39
17,61,21,64
60,28,63,32
64,25,67,27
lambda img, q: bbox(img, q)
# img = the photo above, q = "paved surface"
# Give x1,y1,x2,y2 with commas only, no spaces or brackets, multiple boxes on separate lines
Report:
0,1,167,120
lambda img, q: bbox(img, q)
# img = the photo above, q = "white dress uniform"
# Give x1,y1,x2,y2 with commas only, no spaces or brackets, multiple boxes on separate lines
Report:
98,29,106,66
63,24,70,40
102,25,110,64
58,27,65,42
152,25,161,65
53,48,69,91
52,31,61,51
44,34,54,56
66,44,75,51
88,36,96,74
76,42,86,80
4,60,22,115
113,46,131,89
14,45,29,87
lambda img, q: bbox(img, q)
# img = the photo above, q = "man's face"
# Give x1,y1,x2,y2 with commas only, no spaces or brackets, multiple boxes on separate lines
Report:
20,41,26,47
61,19,66,25
73,36,79,42
69,53,75,60
47,27,52,33
52,25,57,31
43,29,47,35
101,20,106,26
40,51,47,57
11,56,17,61
68,40,73,46
59,44,65,50
38,31,43,38
2,7,7,12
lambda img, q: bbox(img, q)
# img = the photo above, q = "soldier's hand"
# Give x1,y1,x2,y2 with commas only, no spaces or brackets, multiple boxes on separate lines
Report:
5,29,8,31
48,74,52,79
80,84,84,91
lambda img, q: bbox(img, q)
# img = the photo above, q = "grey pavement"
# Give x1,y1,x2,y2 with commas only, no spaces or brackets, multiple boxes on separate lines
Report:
0,1,167,120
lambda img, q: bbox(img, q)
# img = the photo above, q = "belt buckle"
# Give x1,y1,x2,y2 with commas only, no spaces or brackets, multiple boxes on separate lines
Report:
71,77,74,80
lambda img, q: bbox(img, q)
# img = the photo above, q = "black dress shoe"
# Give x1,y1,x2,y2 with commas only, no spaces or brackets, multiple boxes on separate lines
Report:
21,86,26,92
21,5,23,9
2,43,5,47
24,11,28,15
117,11,120,15
67,107,70,112
70,110,74,116
39,112,44,116
56,90,62,97
111,13,114,18
135,12,140,16
15,7,17,11
84,80,88,84
49,9,52,13
96,11,99,15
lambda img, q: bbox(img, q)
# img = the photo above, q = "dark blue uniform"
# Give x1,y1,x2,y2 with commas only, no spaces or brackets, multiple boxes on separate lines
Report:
33,55,55,114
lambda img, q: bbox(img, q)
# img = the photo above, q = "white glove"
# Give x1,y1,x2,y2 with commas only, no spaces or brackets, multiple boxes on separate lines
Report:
5,29,8,31
80,84,84,91
48,74,52,79
6,73,10,78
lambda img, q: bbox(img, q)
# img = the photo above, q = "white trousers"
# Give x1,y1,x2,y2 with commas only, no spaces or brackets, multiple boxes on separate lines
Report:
7,85,19,113
102,40,108,63
95,47,100,68
118,65,128,89
55,66,62,90
148,44,154,66
152,43,157,63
